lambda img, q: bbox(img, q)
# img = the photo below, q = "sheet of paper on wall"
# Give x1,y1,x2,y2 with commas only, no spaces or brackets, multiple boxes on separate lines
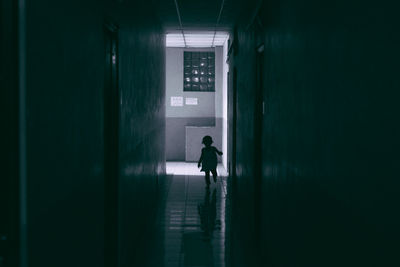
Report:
185,97,198,105
171,96,183,106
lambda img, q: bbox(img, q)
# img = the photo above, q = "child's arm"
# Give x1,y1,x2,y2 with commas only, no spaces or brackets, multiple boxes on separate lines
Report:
215,147,223,156
198,150,203,168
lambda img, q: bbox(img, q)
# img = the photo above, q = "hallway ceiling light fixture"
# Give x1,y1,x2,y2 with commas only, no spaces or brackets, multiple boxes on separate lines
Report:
166,31,229,47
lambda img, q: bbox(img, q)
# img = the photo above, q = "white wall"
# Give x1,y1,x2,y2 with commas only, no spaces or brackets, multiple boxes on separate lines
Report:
166,48,216,118
165,47,224,162
215,46,223,118
222,40,229,170
186,124,223,162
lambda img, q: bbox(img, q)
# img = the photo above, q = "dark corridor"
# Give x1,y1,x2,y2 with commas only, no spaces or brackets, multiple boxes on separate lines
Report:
1,0,400,267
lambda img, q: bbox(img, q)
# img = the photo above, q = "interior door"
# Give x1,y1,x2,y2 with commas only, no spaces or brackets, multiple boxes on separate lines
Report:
254,44,264,239
104,22,119,267
0,0,20,266
231,67,238,179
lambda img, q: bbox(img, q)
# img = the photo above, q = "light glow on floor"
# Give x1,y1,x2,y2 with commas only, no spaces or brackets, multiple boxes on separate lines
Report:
166,161,228,176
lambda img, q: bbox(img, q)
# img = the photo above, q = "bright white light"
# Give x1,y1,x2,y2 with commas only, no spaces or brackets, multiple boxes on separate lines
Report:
166,31,229,48
166,162,228,176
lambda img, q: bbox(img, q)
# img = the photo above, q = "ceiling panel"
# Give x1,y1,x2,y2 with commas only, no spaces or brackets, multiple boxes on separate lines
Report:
156,0,246,31
166,31,229,47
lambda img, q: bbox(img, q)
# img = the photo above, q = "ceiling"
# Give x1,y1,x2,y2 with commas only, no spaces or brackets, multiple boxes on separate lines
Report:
156,0,259,47
166,31,229,47
156,0,248,32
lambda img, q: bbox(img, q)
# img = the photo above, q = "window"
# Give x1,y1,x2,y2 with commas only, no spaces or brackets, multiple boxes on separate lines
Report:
184,51,215,92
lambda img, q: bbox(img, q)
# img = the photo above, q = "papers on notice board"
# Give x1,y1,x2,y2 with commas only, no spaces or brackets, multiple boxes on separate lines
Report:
185,97,198,105
171,96,183,106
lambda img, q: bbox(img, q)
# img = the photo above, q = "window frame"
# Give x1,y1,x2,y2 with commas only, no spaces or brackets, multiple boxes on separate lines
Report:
183,51,215,92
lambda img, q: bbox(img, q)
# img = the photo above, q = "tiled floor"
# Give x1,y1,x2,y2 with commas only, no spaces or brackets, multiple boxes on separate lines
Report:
158,162,229,267
166,162,229,177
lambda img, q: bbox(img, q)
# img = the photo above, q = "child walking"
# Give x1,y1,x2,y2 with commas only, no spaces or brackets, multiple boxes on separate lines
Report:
198,135,223,187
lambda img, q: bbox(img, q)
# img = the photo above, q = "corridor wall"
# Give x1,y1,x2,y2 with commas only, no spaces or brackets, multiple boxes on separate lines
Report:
0,1,19,266
107,3,166,266
22,0,165,266
229,0,400,266
25,1,106,266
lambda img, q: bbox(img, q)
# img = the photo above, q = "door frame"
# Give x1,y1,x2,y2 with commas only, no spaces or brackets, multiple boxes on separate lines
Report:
1,0,22,266
104,21,119,267
254,42,265,255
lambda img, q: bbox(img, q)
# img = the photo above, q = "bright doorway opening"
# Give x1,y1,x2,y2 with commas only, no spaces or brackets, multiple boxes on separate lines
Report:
165,31,229,176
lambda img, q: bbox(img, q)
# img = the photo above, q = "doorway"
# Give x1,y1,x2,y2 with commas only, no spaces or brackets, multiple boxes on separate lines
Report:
254,44,264,183
104,22,119,267
164,32,229,176
230,67,238,179
0,0,21,266
254,43,264,249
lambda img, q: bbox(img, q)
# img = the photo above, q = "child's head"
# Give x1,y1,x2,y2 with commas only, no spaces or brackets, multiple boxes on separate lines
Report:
202,135,213,147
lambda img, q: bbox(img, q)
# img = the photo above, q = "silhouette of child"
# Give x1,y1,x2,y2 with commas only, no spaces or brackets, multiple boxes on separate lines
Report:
198,135,223,186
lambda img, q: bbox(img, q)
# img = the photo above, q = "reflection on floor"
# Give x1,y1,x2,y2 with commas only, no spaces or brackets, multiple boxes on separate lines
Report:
158,173,229,267
166,161,229,177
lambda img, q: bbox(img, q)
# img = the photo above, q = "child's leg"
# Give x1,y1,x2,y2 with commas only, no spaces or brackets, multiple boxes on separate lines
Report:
211,169,218,182
205,171,211,185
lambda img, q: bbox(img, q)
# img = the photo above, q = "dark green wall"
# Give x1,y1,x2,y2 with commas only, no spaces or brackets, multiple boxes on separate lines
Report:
0,0,19,266
109,3,166,266
229,0,400,266
26,2,104,266
24,1,165,266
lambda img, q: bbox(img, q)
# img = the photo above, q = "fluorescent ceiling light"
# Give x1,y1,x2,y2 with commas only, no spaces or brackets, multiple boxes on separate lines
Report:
166,31,229,48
